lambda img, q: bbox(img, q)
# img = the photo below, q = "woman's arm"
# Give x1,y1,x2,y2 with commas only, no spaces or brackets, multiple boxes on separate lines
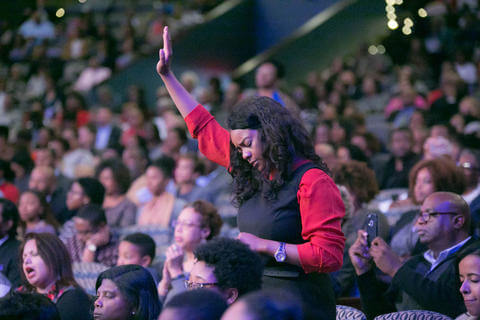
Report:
156,26,198,118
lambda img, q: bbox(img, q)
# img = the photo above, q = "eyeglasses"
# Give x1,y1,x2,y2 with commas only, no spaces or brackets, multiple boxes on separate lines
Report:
416,211,458,223
184,280,218,290
172,220,203,229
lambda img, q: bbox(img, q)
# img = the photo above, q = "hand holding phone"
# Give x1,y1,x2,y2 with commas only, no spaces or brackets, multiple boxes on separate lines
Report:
365,213,378,247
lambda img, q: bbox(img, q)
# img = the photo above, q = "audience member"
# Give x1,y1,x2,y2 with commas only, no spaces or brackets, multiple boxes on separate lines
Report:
137,157,186,227
221,289,304,320
0,291,60,320
64,204,118,267
116,232,159,283
0,159,19,204
183,237,263,305
158,200,223,301
18,233,91,320
28,166,68,224
93,107,122,153
349,192,479,319
458,249,480,320
0,198,21,287
18,190,58,237
457,149,480,233
65,177,105,221
96,159,136,228
171,153,202,202
159,288,227,320
94,265,161,320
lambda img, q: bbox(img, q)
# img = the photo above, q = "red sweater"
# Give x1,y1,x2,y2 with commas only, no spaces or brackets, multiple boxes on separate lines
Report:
185,105,345,274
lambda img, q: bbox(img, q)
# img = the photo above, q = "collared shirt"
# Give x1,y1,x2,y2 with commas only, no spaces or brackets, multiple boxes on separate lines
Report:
424,236,471,272
95,125,113,150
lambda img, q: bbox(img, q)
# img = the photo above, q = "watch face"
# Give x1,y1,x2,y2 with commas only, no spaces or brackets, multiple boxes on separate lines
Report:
277,253,286,262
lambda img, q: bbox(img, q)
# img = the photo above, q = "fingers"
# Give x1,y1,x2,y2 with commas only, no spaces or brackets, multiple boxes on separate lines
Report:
163,26,172,57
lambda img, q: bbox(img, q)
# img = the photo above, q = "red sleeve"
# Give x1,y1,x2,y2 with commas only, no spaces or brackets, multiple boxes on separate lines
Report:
0,183,19,204
296,169,345,273
184,105,231,168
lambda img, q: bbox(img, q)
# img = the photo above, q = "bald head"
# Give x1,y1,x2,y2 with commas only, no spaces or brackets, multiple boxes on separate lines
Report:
422,191,471,232
29,166,56,194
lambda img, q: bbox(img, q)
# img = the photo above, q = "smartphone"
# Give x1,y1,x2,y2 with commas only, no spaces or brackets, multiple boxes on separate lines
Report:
365,213,378,247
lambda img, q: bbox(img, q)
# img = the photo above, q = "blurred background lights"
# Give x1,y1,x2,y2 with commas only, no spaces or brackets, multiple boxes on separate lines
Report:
56,8,65,18
385,5,395,13
368,45,378,55
388,20,399,30
387,12,397,20
418,8,428,18
377,45,386,54
402,26,412,35
385,0,395,6
404,17,413,27
79,0,87,3
395,0,403,4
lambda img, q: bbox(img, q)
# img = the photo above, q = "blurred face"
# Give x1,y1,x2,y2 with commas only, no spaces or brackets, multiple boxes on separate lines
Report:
336,146,351,162
460,255,480,317
315,125,330,144
255,63,277,90
174,207,209,251
78,127,95,149
414,168,435,204
19,192,42,223
146,166,168,196
458,152,479,188
99,168,117,196
22,240,54,292
117,241,149,267
97,108,112,127
35,150,53,167
74,217,97,244
330,122,346,145
29,168,54,194
351,135,368,155
430,125,449,139
94,279,131,320
230,129,264,171
390,131,412,158
67,182,89,210
174,158,195,185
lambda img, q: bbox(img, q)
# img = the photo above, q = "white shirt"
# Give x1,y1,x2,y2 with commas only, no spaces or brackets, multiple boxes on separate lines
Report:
424,236,471,272
95,125,113,151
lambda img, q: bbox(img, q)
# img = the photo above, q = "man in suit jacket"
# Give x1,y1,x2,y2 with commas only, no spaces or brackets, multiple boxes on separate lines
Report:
350,192,479,319
93,107,122,153
0,198,20,288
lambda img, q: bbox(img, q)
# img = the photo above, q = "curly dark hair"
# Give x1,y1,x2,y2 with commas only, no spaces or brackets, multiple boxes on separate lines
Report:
95,158,132,194
186,200,223,240
227,96,329,205
194,237,263,297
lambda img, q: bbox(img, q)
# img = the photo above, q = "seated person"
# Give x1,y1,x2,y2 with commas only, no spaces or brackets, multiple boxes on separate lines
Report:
0,198,21,287
96,159,137,228
158,200,223,301
458,249,480,320
137,157,186,227
349,192,479,319
63,204,118,267
221,289,304,320
18,190,58,237
159,288,228,320
117,232,159,283
168,237,263,305
170,153,203,202
0,291,60,320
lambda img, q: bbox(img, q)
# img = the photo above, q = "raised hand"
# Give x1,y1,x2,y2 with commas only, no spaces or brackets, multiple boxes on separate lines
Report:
164,243,184,278
156,26,173,76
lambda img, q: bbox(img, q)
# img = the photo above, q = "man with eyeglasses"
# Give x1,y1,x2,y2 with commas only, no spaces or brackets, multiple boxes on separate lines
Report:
167,237,263,305
349,191,480,319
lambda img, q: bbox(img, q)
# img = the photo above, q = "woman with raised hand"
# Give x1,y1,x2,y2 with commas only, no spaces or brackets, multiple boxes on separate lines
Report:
155,27,345,319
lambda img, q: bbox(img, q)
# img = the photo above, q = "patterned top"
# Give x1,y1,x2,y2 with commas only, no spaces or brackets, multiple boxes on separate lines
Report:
63,232,119,267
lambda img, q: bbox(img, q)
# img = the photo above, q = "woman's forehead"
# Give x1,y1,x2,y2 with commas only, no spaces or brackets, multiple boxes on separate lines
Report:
230,129,257,146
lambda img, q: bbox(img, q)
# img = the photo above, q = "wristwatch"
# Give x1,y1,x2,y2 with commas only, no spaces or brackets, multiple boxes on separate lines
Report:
86,243,97,252
274,242,286,262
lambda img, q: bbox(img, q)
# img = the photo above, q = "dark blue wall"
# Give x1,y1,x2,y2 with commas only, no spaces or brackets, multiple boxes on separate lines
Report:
254,0,339,53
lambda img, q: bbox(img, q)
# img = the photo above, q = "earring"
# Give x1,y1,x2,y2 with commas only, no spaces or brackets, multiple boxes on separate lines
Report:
131,311,135,315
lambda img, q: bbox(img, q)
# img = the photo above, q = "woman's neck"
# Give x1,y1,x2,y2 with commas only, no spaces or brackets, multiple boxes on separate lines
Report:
36,280,57,294
103,194,125,208
25,217,42,229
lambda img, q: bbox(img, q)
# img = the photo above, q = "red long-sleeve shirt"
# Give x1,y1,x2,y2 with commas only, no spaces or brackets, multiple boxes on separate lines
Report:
185,105,345,273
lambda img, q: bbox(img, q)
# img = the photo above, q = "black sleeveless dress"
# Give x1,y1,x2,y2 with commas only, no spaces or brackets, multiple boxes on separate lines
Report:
238,162,336,320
